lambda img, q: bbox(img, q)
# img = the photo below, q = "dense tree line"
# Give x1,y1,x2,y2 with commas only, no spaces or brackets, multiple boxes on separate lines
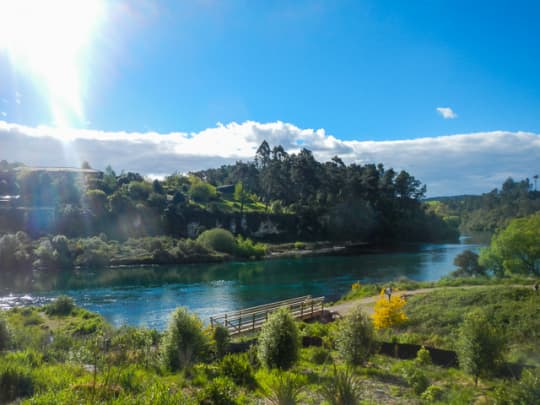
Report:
428,177,540,232
0,142,457,244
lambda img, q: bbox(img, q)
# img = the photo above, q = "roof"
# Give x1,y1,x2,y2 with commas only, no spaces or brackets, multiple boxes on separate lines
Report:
14,166,100,174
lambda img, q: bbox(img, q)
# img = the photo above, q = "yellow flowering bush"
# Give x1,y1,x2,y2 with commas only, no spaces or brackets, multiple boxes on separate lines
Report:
372,289,408,329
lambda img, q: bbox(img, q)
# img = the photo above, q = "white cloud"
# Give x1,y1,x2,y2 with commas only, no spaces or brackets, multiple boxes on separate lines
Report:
436,107,457,119
0,120,539,197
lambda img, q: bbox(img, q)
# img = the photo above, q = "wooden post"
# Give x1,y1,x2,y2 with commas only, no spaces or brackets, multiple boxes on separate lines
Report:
311,301,314,316
252,313,255,331
301,302,304,318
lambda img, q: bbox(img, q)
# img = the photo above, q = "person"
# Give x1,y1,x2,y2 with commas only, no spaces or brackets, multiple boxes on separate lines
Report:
384,286,393,301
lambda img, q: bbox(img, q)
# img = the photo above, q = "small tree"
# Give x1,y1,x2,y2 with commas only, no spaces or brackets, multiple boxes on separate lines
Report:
453,250,486,277
457,309,505,386
257,308,300,370
372,290,407,330
161,307,209,371
335,306,374,365
197,228,236,255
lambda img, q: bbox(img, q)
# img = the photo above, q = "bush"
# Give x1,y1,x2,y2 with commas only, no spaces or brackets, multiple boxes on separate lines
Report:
320,367,362,405
457,308,506,385
160,307,209,371
258,308,300,370
45,295,75,316
372,290,407,330
401,364,429,395
335,307,374,365
0,364,35,403
415,346,431,366
310,346,331,365
197,376,238,405
218,354,256,388
189,178,217,203
212,325,230,359
492,369,540,404
0,316,9,351
420,385,443,402
235,235,266,258
197,228,236,254
261,370,306,405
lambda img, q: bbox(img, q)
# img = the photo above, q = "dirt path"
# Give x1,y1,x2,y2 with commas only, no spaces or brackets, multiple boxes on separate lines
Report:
327,284,530,316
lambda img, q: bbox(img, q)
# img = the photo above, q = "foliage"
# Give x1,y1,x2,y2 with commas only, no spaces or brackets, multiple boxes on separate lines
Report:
0,315,9,351
479,212,540,276
257,308,300,370
45,295,75,316
0,361,35,403
0,232,32,271
211,325,230,359
197,228,236,254
320,367,362,405
402,286,540,352
235,235,266,258
452,249,485,277
492,369,540,404
196,376,238,405
400,362,430,395
372,290,407,329
420,385,443,402
260,370,306,405
218,354,256,388
415,346,431,366
189,176,217,203
160,307,209,371
335,306,374,365
457,308,506,385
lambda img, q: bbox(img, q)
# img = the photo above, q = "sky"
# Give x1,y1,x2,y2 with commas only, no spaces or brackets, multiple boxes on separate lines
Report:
0,0,539,196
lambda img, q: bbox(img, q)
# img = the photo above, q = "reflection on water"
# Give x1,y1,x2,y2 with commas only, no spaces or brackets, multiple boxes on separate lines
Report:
0,240,484,330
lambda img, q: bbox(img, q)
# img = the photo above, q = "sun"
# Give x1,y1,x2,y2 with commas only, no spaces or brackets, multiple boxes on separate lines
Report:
0,0,105,127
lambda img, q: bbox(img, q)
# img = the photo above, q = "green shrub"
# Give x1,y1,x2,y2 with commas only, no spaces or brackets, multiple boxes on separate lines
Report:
212,325,230,359
335,307,374,366
235,235,266,258
415,346,431,366
310,346,331,365
420,385,443,401
197,376,238,405
218,354,256,388
492,369,540,404
401,364,429,395
257,309,300,370
320,367,362,405
261,370,306,405
197,228,236,254
0,363,35,403
189,178,217,203
45,295,75,316
0,316,10,351
457,308,506,385
294,241,305,250
160,307,209,371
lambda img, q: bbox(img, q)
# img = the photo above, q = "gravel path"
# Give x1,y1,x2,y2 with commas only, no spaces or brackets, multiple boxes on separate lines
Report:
326,284,530,316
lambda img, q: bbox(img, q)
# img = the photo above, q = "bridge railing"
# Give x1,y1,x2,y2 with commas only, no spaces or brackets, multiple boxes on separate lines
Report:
210,295,325,336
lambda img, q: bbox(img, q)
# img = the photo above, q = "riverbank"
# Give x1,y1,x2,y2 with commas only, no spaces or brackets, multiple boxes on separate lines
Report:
1,278,538,404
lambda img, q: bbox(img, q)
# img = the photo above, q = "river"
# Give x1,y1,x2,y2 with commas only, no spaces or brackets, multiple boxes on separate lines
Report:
0,236,487,330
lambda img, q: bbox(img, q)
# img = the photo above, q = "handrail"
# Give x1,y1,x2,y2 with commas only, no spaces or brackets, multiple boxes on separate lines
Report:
210,295,325,335
211,295,312,320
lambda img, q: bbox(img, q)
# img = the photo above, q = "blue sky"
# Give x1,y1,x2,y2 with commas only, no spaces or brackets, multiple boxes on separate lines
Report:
0,0,539,195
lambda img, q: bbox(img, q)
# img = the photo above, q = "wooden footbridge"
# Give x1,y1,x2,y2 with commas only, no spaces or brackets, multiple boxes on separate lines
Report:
210,295,325,336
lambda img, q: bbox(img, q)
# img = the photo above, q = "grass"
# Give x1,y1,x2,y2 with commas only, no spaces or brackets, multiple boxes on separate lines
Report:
2,278,540,403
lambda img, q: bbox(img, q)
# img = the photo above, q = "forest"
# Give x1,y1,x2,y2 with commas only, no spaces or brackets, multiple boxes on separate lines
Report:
0,142,458,272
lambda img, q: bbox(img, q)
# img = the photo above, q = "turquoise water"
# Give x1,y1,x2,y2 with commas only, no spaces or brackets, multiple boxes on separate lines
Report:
0,238,485,330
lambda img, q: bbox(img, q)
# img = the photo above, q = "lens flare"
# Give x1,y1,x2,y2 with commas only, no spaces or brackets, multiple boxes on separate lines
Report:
0,0,105,127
